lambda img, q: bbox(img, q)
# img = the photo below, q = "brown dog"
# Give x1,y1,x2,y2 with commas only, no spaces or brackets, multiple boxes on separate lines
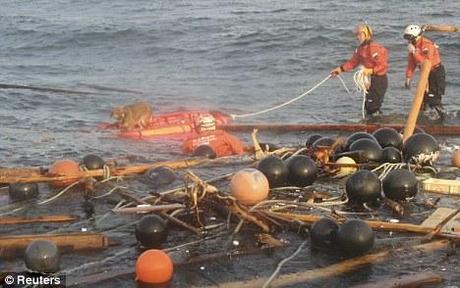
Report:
111,102,152,130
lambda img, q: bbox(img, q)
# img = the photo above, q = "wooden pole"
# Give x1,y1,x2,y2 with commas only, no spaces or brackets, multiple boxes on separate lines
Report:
403,60,432,142
219,123,460,136
0,232,110,258
112,203,185,214
350,272,442,288
215,240,450,288
423,24,460,33
0,158,207,184
268,212,460,240
0,214,77,225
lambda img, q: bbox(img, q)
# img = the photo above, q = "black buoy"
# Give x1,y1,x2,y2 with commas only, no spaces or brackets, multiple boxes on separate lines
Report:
346,170,381,204
345,132,377,150
286,155,317,187
312,137,335,148
402,133,439,164
135,215,168,248
256,156,288,188
372,128,403,149
25,240,60,273
310,217,339,248
305,134,322,147
144,166,177,186
9,183,39,201
382,169,418,201
82,154,105,170
382,147,402,163
193,144,217,159
348,138,383,162
336,219,374,257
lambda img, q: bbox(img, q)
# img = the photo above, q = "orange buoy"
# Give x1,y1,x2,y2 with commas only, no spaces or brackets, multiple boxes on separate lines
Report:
135,249,174,285
230,168,269,205
452,150,460,167
48,159,80,188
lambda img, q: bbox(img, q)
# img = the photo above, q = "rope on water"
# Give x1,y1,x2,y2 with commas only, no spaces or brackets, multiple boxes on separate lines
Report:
353,66,371,120
262,240,308,288
230,74,332,119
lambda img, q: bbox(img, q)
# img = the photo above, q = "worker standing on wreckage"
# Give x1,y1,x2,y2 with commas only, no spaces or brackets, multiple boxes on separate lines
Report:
330,24,389,118
404,24,446,121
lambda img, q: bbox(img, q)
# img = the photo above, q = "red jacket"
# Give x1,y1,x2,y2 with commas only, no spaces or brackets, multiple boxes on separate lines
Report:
406,36,442,79
341,41,388,76
182,130,244,157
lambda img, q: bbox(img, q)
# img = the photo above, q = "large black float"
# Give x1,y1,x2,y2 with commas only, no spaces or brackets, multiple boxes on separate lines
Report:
257,155,288,188
346,170,381,204
382,169,418,201
286,155,317,187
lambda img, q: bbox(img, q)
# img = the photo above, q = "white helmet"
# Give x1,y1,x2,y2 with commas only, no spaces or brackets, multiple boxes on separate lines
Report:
404,24,422,41
196,114,216,132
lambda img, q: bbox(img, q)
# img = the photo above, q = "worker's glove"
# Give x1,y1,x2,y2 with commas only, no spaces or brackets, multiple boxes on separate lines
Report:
405,78,412,89
331,67,342,76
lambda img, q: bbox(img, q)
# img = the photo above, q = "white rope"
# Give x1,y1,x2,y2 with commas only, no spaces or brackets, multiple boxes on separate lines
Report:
262,240,308,288
353,66,371,120
230,75,332,119
336,74,351,94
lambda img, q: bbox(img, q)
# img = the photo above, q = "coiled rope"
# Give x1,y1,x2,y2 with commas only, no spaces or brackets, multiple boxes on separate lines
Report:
230,74,332,119
353,66,371,120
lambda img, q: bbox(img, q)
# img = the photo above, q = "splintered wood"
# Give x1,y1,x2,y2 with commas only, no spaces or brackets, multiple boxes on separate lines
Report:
421,207,460,237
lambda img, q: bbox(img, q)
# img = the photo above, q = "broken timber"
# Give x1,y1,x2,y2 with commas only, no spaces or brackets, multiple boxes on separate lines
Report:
220,123,460,136
0,158,207,184
0,232,111,258
0,214,77,225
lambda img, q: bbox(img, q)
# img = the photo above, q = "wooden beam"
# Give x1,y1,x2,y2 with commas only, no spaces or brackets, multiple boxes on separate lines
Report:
0,214,77,225
219,123,460,136
268,211,460,240
423,24,460,33
0,158,207,184
403,60,431,141
350,272,442,288
214,240,450,288
0,232,110,258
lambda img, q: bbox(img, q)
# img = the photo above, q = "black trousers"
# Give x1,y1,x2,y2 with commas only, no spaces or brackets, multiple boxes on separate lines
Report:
423,64,446,109
365,74,388,114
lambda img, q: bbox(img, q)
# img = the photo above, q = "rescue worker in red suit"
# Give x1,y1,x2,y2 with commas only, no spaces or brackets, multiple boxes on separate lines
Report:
331,24,389,117
182,114,244,158
404,24,446,121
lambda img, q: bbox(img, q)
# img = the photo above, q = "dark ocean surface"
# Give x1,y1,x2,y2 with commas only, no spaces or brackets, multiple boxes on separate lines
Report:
0,1,459,287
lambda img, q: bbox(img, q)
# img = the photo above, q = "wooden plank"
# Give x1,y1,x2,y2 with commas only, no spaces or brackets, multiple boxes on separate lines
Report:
0,214,77,225
0,233,110,258
269,211,460,240
421,207,460,237
214,240,450,288
422,178,460,195
423,24,460,33
0,158,207,184
219,123,460,136
350,272,442,288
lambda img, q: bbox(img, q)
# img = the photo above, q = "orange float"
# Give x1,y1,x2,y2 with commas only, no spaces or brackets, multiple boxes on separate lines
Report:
230,168,269,205
452,150,460,167
48,159,80,188
135,249,174,285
